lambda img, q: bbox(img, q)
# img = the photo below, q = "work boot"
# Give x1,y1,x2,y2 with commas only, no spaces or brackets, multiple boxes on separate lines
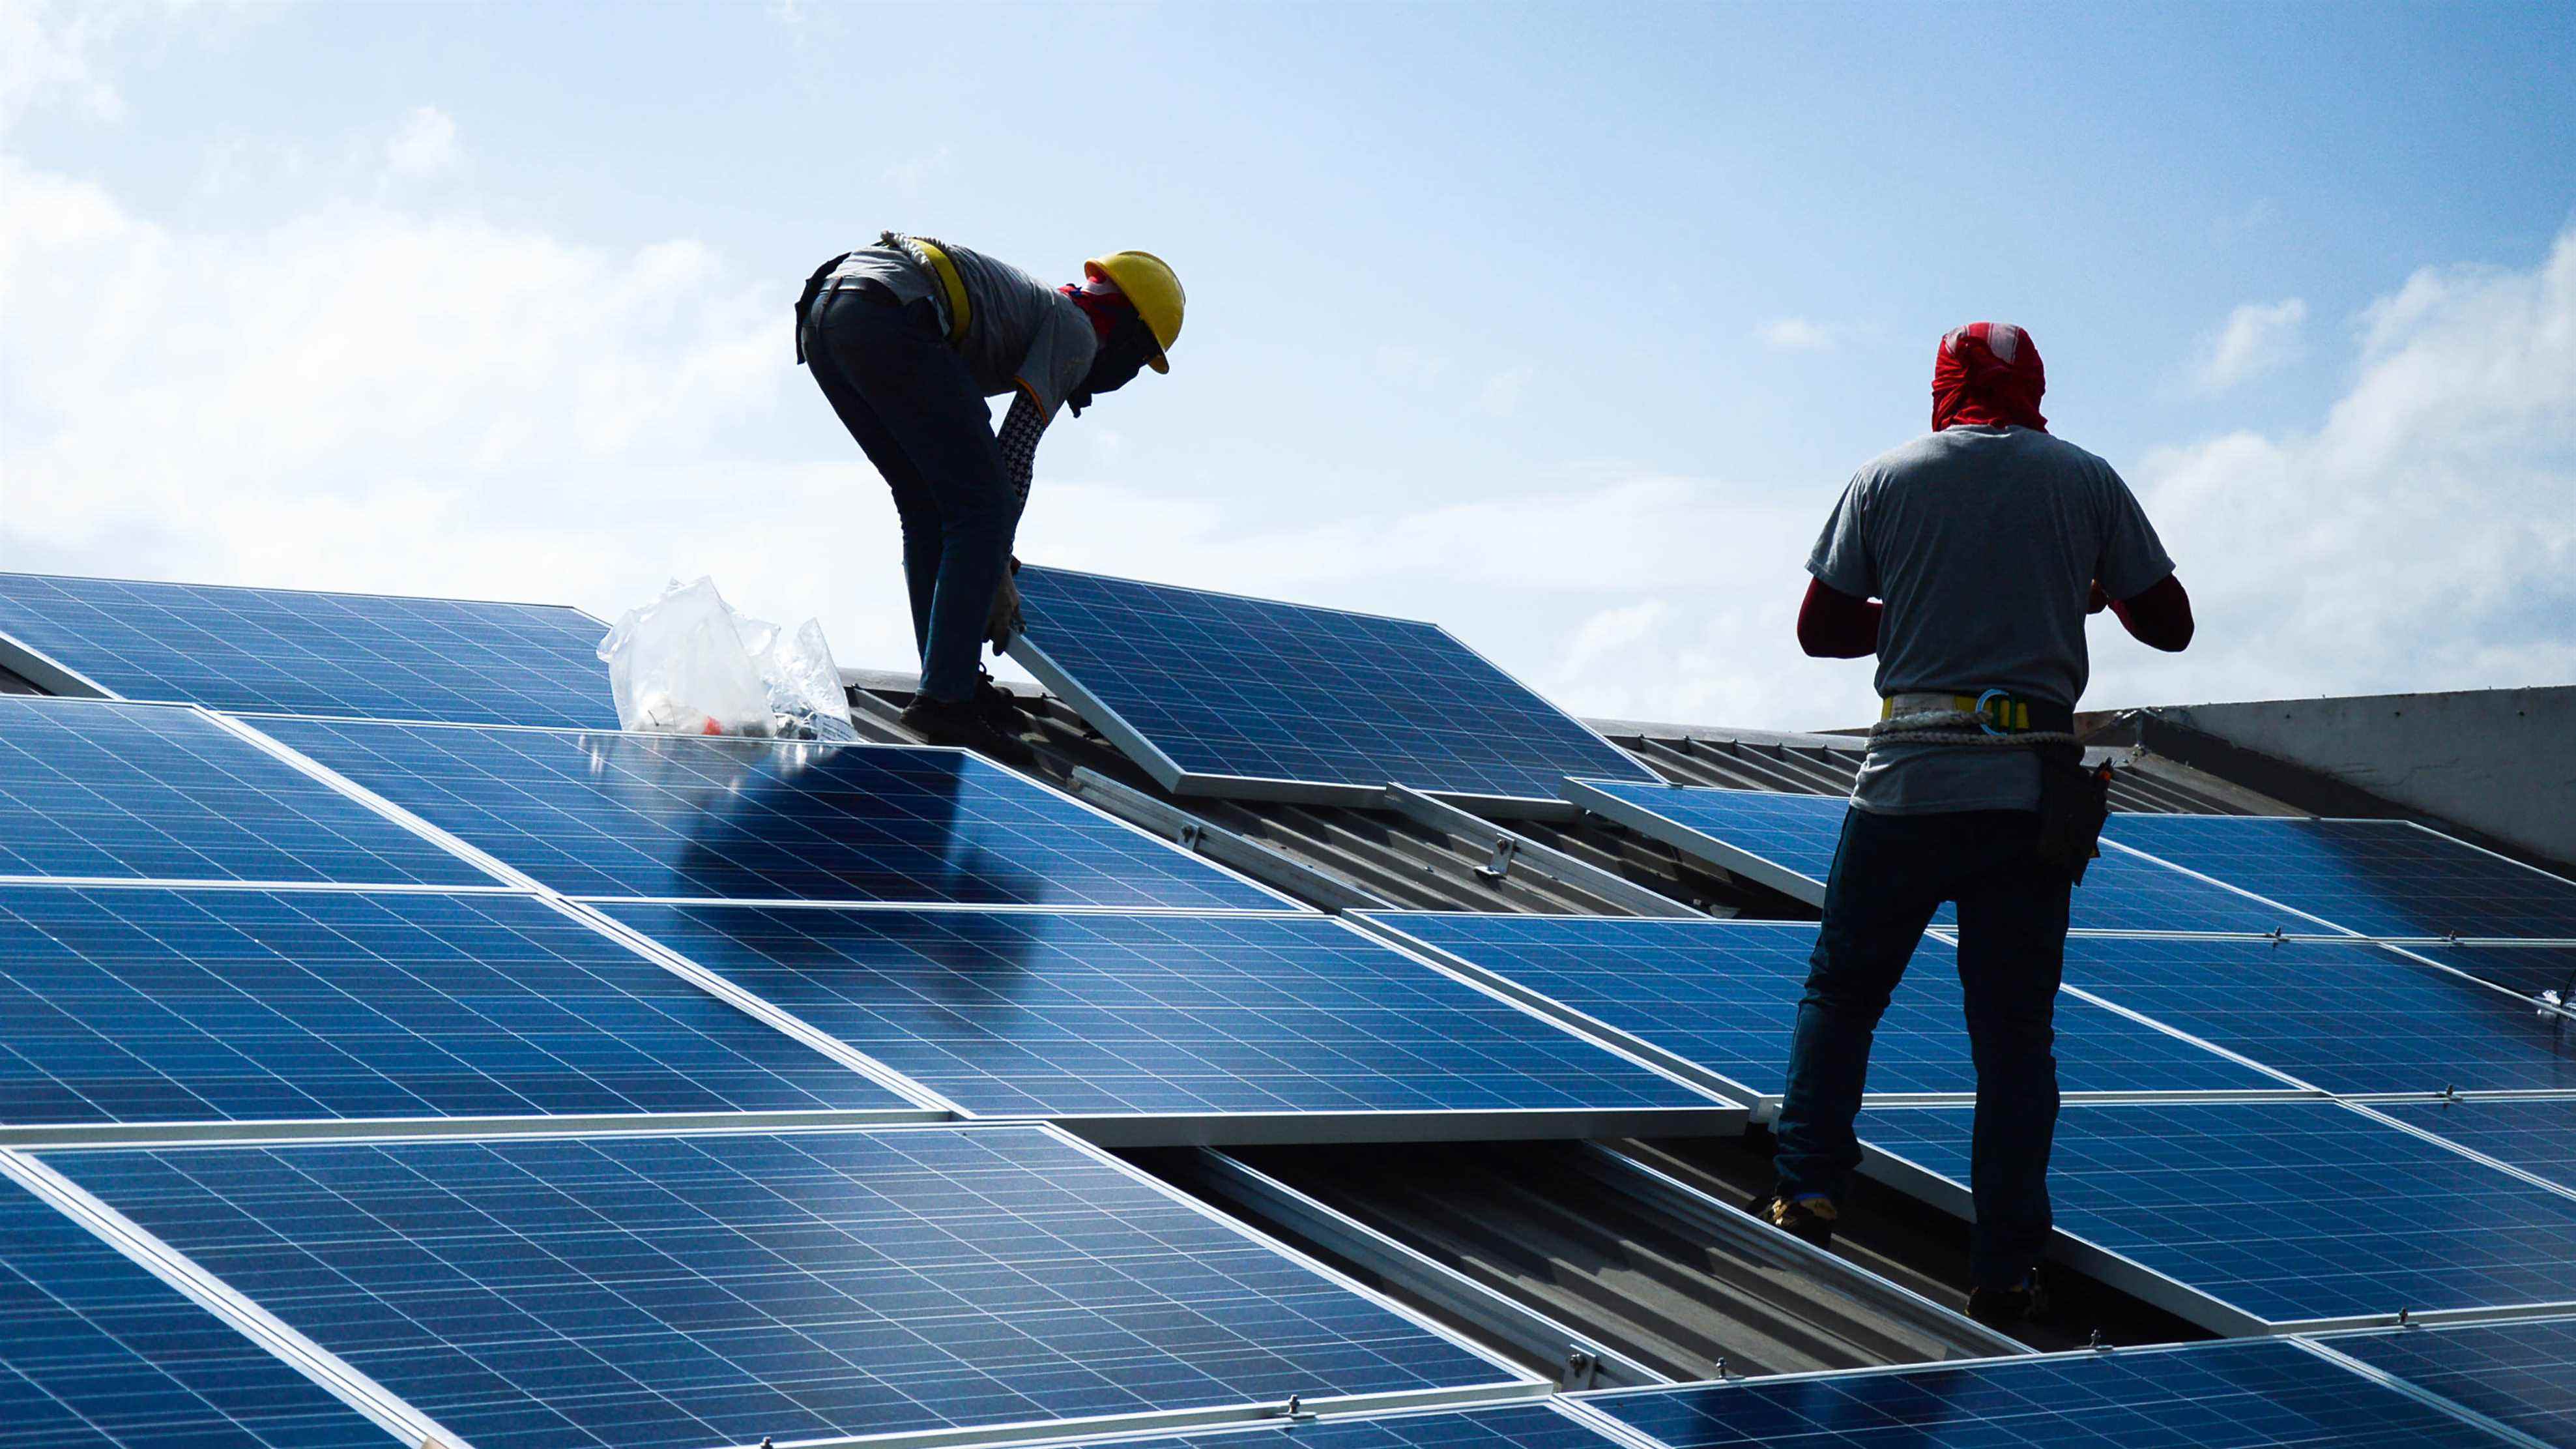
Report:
1966,1272,2052,1329
897,694,1037,770
1757,1193,1838,1250
971,670,1025,734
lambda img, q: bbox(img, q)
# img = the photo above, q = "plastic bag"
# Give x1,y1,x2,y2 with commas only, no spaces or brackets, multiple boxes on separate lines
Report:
596,578,857,741
737,615,860,742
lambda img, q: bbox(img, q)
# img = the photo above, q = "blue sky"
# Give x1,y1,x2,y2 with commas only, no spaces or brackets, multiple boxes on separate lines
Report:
4,1,2570,728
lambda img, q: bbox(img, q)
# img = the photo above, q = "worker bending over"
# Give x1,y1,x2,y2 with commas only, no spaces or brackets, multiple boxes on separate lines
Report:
1761,323,2194,1328
796,234,1183,765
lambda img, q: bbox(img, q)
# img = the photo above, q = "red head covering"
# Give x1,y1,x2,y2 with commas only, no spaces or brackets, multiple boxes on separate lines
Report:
1932,321,2047,432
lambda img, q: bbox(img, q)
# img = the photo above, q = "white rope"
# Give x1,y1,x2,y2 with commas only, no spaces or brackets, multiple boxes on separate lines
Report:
1866,709,2083,750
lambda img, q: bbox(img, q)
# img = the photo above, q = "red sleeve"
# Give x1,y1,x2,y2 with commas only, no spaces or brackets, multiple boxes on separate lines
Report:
2109,572,2194,652
1797,577,1883,658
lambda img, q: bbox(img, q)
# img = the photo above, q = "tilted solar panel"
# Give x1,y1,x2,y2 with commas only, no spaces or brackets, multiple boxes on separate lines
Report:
1363,914,2290,1106
1580,1337,2517,1449
2059,935,2576,1094
2105,815,2576,941
0,1171,396,1448
0,571,616,728
0,695,489,888
2327,1317,2576,1448
1561,779,2311,935
252,716,1288,909
1049,1404,1626,1449
2401,943,2576,1001
48,1126,1526,1449
594,904,1723,1130
2370,1098,2576,1195
1009,565,1657,805
1859,1100,2576,1329
0,886,913,1126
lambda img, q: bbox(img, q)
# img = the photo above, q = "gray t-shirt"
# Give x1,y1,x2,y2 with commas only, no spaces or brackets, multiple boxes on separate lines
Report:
1808,425,2175,814
824,236,1099,421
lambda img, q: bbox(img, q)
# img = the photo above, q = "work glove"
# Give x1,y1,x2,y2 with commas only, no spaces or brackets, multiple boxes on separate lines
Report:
986,568,1024,650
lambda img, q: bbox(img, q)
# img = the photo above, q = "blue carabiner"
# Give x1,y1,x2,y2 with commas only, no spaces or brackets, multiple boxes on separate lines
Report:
1974,688,2011,737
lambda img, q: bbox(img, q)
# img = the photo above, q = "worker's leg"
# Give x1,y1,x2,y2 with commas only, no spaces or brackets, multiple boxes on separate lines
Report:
803,297,944,659
1773,808,1956,1205
807,292,1015,702
1951,809,2073,1290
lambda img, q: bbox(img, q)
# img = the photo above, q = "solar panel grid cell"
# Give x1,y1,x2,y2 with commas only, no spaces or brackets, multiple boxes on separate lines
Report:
2369,1098,2576,1196
0,886,907,1126
1013,566,1655,802
250,716,1286,910
2328,1318,2576,1448
1363,915,2290,1101
594,905,1717,1119
48,1127,1518,1449
1581,1338,2515,1448
1859,1100,2576,1326
0,1171,394,1448
0,698,490,888
2397,943,2576,1001
2104,816,2576,942
0,573,616,729
2059,936,2576,1094
1050,1405,1623,1449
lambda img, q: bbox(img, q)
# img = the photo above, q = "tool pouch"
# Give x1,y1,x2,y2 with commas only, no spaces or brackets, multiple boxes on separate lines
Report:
2034,742,2112,885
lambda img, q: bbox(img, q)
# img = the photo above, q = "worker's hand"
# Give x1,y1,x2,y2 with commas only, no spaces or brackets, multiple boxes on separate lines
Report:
2086,580,2109,615
986,571,1024,649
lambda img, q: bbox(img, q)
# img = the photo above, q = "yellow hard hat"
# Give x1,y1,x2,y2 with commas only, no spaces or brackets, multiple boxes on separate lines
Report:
1084,250,1184,373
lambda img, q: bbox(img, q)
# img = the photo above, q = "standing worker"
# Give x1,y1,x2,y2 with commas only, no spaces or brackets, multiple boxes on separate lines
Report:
1759,322,2195,1328
796,233,1183,765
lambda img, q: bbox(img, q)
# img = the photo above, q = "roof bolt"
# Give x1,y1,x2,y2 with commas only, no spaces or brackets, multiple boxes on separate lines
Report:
2090,1328,2109,1352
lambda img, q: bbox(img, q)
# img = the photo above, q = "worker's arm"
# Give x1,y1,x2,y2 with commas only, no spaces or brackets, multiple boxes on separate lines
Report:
996,390,1050,512
2089,572,2195,651
1796,577,1883,658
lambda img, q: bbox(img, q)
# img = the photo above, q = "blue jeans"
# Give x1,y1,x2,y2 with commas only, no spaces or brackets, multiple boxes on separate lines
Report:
803,288,1017,704
1772,807,2072,1288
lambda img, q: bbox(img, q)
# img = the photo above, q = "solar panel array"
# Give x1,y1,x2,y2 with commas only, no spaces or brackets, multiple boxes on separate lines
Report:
2327,1317,2576,1447
1051,1404,1629,1449
0,572,618,728
2104,815,2576,942
1010,564,1659,803
2370,1097,2576,1195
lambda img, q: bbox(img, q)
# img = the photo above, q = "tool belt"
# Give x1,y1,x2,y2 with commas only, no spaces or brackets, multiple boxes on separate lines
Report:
1875,690,2108,884
792,235,975,366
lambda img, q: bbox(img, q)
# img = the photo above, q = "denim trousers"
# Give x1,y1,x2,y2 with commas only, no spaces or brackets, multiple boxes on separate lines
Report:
1771,806,2072,1287
802,289,1017,703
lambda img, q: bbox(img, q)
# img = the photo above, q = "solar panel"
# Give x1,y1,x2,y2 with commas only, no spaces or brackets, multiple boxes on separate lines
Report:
2396,943,2576,1002
1041,1400,1621,1449
0,695,489,888
0,885,912,1126
1363,915,2291,1105
0,1170,396,1448
252,716,1288,910
1561,780,2308,935
1008,565,1657,804
0,571,616,728
2370,1098,2576,1195
594,904,1722,1127
2328,1318,2576,1447
48,1126,1524,1449
1857,1100,2576,1328
1580,1337,2515,1448
2059,936,2576,1095
2105,815,2576,941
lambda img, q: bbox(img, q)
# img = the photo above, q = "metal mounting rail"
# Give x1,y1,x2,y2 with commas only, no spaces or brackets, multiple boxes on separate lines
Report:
1064,767,1390,912
1379,785,1704,918
1178,1148,1666,1390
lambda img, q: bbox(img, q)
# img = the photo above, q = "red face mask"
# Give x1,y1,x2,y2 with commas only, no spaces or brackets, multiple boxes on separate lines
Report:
1932,322,2048,432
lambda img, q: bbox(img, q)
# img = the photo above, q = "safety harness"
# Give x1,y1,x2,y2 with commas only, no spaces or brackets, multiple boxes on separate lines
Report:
1870,690,2112,883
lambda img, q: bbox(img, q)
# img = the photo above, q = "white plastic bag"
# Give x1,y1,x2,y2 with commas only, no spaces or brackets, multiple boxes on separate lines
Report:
597,578,858,741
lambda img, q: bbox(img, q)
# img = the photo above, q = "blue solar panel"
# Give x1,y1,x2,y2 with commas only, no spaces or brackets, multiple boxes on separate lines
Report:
2106,815,2576,941
1859,1100,2576,1326
1564,780,2306,935
48,1126,1520,1449
595,905,1716,1121
1365,915,2289,1101
2371,1098,2576,1195
1054,1405,1624,1449
0,1172,394,1448
0,572,615,728
0,885,908,1126
2330,1318,2576,1447
252,716,1286,909
2390,943,2576,1002
1582,1337,2515,1448
2059,936,2576,1094
1010,566,1657,803
0,696,489,888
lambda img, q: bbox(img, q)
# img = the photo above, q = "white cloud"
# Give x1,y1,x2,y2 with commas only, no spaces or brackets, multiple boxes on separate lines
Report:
384,105,459,177
0,0,124,136
1759,317,1837,352
2191,296,2307,393
1471,364,1533,417
2113,230,2576,709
